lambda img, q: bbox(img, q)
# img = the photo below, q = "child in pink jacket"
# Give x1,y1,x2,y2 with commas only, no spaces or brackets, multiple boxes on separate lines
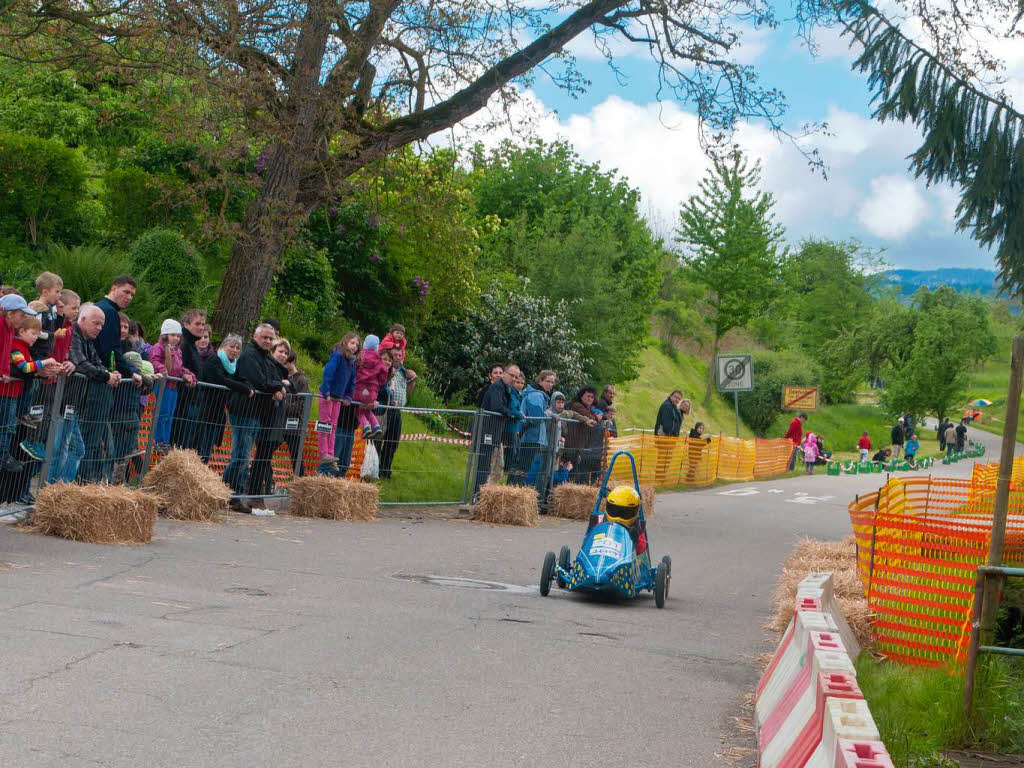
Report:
353,335,393,438
150,319,197,447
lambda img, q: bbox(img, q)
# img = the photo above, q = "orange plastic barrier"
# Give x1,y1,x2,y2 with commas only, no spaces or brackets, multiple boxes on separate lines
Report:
606,433,793,488
848,473,1024,666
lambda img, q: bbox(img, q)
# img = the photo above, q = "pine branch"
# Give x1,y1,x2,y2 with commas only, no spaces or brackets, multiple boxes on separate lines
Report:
835,0,1024,297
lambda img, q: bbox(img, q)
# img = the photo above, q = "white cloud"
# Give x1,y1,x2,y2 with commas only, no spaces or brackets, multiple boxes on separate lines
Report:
857,175,930,239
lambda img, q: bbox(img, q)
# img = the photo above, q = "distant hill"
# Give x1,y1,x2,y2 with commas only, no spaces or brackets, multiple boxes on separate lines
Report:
881,268,998,297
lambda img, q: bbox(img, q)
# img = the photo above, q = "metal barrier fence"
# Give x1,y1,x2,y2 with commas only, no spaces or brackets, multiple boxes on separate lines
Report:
0,373,799,510
848,473,1024,667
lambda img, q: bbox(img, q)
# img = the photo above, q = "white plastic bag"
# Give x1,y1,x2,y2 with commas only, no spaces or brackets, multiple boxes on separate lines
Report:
361,441,380,479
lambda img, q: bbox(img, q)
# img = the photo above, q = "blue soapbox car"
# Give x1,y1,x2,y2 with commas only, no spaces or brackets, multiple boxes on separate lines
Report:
539,451,671,608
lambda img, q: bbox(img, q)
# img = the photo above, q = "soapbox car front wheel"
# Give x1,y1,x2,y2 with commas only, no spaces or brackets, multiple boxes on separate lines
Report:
557,546,571,588
654,560,670,609
540,551,556,596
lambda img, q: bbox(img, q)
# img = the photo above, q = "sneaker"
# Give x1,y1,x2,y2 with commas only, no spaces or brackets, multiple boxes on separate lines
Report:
154,443,170,456
17,491,35,505
18,415,40,428
0,454,23,474
361,425,372,439
19,441,45,462
371,425,384,438
320,456,339,468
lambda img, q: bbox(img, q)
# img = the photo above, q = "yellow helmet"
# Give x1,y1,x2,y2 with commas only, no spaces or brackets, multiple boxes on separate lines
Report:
605,485,640,526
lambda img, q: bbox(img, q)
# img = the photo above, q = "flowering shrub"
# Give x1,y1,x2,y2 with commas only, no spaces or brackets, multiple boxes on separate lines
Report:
422,286,593,403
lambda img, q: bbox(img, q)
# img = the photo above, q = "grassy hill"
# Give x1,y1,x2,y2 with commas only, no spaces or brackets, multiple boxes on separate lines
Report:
614,340,753,438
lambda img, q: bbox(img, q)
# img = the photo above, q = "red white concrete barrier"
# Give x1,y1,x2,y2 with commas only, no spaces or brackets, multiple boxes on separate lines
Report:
755,573,892,768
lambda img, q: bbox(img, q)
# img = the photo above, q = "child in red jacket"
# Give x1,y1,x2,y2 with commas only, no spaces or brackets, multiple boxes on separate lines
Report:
353,335,393,438
3,315,57,464
857,432,871,462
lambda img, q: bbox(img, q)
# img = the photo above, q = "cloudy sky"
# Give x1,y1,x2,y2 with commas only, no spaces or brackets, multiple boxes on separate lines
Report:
443,10,1024,272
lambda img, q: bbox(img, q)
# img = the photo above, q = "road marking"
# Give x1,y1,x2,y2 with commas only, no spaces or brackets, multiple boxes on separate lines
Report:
785,495,836,505
717,488,759,496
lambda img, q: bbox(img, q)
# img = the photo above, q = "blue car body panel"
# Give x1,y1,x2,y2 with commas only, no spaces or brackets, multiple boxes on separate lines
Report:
561,521,654,597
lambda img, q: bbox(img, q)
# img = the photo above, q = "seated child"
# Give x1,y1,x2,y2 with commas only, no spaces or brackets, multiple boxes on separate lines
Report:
588,484,647,555
552,455,572,487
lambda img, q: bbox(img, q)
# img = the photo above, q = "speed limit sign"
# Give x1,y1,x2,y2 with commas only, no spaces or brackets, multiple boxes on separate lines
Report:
715,354,753,392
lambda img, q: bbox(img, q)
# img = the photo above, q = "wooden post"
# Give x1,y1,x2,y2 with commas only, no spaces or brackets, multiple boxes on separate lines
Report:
979,333,1024,644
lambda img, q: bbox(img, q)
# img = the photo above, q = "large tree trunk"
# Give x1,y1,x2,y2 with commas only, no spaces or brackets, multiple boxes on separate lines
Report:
703,333,720,408
211,1,333,337
211,153,302,336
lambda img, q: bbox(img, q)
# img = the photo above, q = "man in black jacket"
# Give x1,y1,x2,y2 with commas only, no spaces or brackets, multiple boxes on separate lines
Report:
473,363,519,500
170,308,206,450
222,324,285,496
53,305,117,483
655,391,684,437
890,418,905,459
81,276,142,481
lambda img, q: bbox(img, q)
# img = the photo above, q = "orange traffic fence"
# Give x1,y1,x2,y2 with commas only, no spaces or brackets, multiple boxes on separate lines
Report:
848,470,1024,667
606,433,794,488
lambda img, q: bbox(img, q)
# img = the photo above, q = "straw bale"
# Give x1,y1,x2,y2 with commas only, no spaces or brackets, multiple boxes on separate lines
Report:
769,536,874,649
142,449,231,522
473,484,538,527
31,483,158,545
288,476,378,521
640,485,656,517
550,483,597,520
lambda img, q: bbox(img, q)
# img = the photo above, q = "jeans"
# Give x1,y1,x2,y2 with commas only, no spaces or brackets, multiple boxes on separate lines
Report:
222,414,259,494
47,414,85,484
154,387,178,445
80,382,114,482
0,396,17,457
472,436,497,498
170,391,202,450
947,444,955,458
332,429,355,477
196,421,219,464
375,411,402,479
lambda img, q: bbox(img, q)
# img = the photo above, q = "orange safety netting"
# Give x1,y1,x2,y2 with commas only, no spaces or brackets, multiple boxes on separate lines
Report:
606,433,794,488
848,469,1024,667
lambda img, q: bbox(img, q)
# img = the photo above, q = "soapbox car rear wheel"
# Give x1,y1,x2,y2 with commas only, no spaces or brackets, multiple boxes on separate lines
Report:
557,546,571,588
540,551,556,596
654,560,669,609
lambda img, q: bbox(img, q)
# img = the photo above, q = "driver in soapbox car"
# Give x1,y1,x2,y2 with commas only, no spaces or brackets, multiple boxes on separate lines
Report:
589,485,647,555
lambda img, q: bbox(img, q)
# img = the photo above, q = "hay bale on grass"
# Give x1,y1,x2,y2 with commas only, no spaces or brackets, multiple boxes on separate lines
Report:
769,536,874,650
550,483,656,521
289,476,378,521
473,484,538,527
550,483,597,520
142,449,231,521
31,483,158,545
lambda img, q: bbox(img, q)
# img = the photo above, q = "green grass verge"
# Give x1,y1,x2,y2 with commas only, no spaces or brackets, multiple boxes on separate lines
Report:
615,339,753,438
375,412,471,504
766,403,945,461
856,654,1024,767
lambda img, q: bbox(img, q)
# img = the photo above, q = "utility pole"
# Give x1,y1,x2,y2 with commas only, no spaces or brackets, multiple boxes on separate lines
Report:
980,333,1024,644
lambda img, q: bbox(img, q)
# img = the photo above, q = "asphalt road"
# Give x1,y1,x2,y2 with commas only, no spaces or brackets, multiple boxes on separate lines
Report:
0,424,1014,768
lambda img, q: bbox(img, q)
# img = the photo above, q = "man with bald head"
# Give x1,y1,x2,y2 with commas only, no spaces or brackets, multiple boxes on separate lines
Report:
472,362,521,500
46,303,111,482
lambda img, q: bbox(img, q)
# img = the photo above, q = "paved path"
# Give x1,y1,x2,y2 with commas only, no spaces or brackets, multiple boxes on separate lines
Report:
0,429,1017,768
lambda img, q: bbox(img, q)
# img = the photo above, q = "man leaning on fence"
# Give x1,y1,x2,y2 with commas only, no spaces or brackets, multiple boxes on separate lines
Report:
81,277,142,482
170,308,207,451
472,363,519,501
222,324,286,501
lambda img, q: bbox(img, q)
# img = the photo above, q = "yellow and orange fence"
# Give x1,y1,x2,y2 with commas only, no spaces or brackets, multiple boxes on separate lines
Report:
848,468,1024,666
606,432,794,488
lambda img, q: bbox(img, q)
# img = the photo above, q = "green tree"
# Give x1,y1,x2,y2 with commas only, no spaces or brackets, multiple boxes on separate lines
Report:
0,133,88,247
129,229,203,316
473,140,661,384
738,349,821,435
674,152,787,407
880,289,998,420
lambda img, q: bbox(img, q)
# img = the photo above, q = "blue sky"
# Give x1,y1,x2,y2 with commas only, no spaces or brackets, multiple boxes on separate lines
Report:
460,11,1022,272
